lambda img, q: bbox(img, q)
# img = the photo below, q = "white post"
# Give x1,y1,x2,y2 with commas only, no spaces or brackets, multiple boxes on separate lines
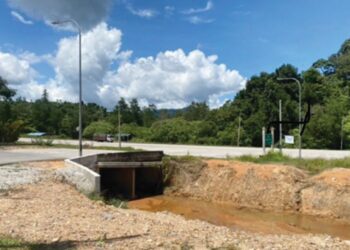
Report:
279,99,282,153
262,127,266,154
271,127,275,151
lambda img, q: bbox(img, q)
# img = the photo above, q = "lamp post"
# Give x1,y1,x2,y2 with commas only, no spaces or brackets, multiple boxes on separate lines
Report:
277,77,302,159
52,19,83,156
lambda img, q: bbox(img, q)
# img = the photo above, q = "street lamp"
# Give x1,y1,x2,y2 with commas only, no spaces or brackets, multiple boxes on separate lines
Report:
52,19,83,156
277,77,302,159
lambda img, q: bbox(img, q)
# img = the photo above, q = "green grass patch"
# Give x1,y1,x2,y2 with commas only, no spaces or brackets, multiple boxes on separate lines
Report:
0,236,76,250
87,193,128,209
234,151,350,174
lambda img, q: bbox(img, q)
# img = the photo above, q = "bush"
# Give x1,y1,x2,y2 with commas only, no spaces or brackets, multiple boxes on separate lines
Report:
0,120,24,143
30,137,53,146
83,121,114,139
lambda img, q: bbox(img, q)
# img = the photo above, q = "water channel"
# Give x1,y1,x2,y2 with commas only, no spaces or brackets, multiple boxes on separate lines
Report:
129,195,350,240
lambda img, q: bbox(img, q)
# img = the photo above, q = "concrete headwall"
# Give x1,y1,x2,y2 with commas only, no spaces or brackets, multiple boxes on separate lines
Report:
59,158,100,194
71,154,98,172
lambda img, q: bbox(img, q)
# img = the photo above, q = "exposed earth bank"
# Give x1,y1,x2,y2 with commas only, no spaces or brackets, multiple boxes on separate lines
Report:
164,158,350,222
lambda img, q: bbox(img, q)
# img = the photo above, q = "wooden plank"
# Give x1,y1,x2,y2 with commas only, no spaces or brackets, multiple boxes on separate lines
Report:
97,161,162,168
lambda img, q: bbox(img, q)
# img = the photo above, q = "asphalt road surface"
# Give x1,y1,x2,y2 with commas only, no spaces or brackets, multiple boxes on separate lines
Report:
0,147,111,165
16,138,350,160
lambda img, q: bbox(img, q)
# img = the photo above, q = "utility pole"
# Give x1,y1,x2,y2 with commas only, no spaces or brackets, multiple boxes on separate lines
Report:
277,77,302,159
279,100,282,153
237,112,241,147
118,106,121,148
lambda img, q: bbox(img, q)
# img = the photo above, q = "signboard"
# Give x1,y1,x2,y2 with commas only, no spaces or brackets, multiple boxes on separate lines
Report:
265,134,272,146
285,135,294,144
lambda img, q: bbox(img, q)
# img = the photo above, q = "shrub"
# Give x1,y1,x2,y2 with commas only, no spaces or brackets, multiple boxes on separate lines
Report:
83,121,114,139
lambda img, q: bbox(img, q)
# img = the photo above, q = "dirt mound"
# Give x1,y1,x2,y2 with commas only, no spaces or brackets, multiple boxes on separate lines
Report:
301,168,350,221
165,159,309,211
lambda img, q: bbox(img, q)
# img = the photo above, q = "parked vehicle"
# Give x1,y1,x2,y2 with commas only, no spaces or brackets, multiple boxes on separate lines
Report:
93,134,114,142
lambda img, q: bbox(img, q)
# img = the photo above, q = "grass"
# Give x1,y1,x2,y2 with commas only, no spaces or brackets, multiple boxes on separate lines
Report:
88,193,128,209
0,236,76,250
234,151,350,174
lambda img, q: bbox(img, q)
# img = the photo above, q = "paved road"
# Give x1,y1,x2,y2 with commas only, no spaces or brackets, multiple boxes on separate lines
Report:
18,138,350,159
0,147,112,165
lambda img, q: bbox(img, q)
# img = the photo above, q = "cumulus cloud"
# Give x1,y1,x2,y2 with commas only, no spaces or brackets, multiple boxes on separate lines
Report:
0,52,37,85
0,51,73,101
51,22,122,102
7,0,112,30
0,20,246,109
98,49,246,109
182,1,213,15
11,11,33,25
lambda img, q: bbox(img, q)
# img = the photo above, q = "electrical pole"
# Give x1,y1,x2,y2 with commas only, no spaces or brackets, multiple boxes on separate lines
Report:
277,77,302,159
279,99,282,153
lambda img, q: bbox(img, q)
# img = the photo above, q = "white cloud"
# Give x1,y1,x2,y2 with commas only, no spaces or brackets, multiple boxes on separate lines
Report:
52,22,122,103
187,16,214,24
99,49,246,109
11,11,33,25
0,22,246,109
182,1,213,15
0,52,37,85
125,3,157,18
7,0,112,30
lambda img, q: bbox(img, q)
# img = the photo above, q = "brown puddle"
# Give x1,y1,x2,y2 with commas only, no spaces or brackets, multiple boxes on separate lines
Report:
129,195,350,239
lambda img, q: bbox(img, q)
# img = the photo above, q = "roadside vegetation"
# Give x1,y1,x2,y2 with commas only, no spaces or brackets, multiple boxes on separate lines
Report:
234,151,350,174
2,40,350,149
0,235,76,250
88,193,128,209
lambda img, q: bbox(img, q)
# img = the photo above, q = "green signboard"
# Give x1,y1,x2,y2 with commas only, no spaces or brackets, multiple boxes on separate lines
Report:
265,133,272,146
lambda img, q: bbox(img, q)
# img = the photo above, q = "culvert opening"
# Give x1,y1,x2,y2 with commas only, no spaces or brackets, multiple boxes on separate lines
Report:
100,167,163,200
97,151,164,200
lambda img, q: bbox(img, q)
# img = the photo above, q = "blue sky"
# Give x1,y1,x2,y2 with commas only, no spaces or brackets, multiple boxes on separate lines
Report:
1,0,350,108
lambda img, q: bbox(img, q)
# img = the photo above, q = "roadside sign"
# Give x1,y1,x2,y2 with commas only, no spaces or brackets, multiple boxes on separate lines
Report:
265,133,272,146
285,135,294,144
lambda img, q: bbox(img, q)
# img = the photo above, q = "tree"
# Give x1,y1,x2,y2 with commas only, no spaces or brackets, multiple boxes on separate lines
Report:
0,76,23,143
83,121,114,139
130,98,143,125
142,104,157,127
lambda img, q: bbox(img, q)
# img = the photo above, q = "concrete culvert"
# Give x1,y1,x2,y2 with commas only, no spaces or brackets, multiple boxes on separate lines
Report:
62,151,164,200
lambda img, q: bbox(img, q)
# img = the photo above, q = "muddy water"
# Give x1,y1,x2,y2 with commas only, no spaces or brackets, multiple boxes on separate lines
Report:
129,196,350,239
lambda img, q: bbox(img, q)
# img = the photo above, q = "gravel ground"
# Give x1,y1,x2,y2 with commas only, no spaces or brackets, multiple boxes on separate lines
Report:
0,162,350,249
0,164,44,190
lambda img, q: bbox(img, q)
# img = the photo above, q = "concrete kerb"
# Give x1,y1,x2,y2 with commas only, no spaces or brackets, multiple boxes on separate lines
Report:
61,154,101,194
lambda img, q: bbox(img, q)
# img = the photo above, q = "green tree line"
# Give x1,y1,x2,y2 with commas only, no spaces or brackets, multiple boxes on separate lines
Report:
2,39,350,148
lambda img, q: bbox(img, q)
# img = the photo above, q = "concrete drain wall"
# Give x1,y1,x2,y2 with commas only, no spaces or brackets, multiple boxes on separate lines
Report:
61,151,164,199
